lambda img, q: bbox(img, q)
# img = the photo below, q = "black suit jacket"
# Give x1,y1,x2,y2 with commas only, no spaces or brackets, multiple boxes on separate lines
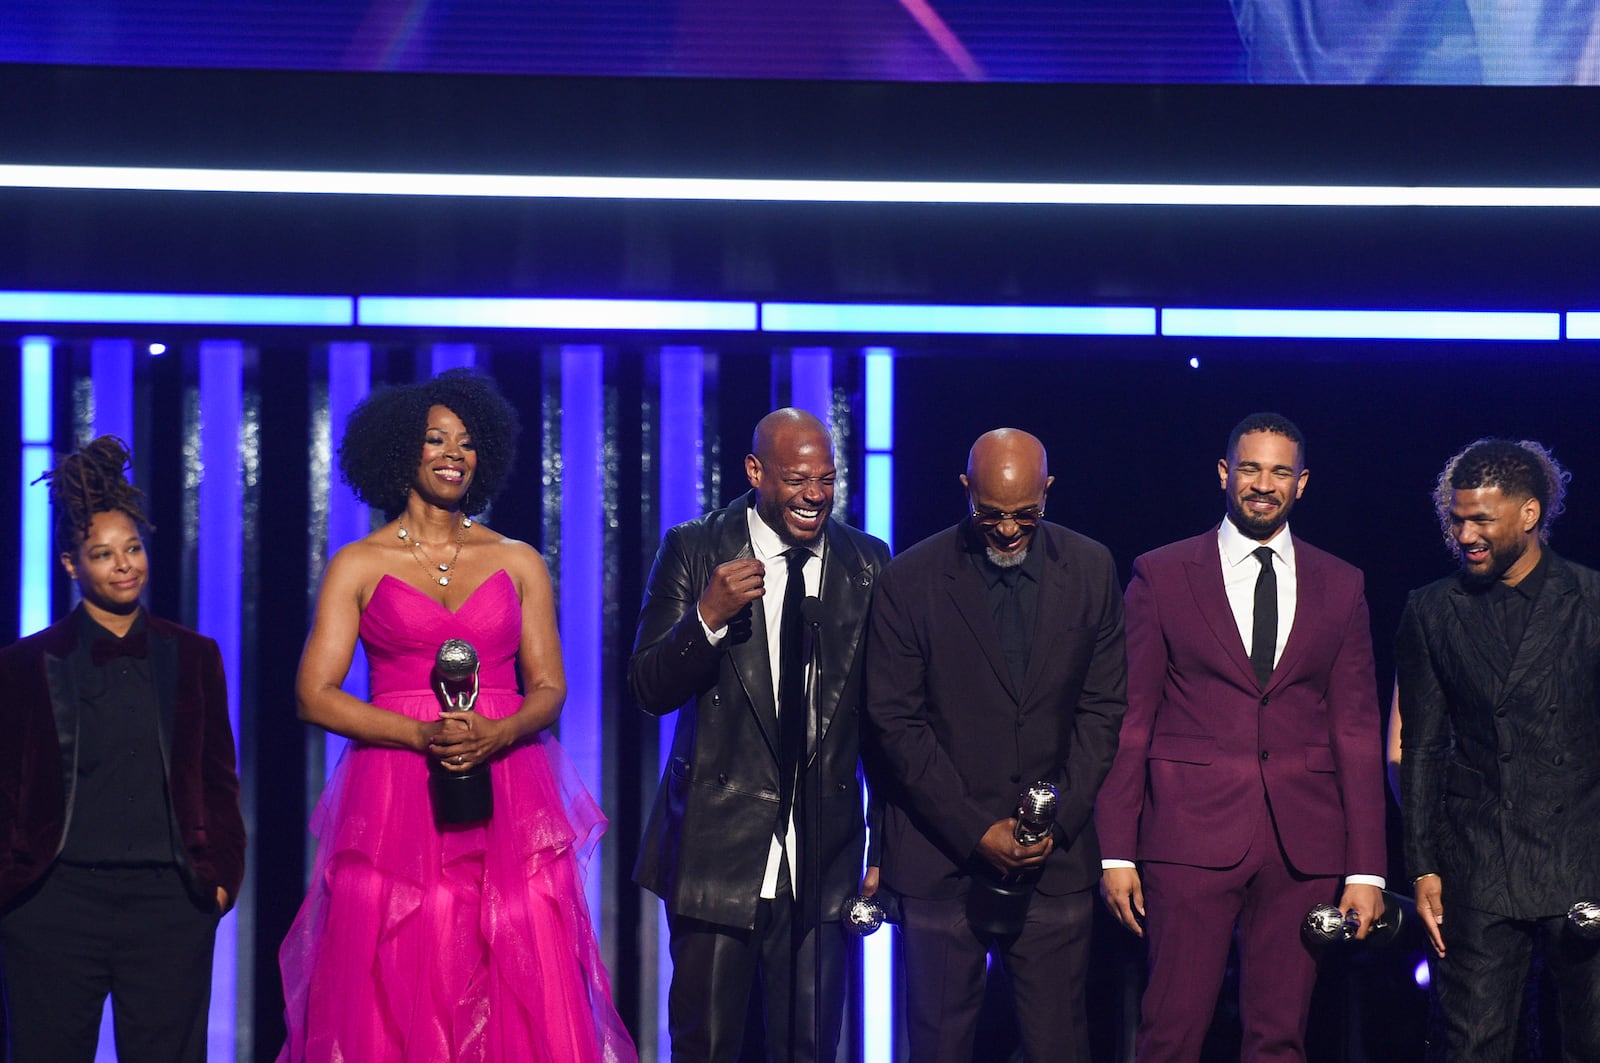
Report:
0,608,246,910
1398,553,1600,919
866,521,1128,900
630,492,891,930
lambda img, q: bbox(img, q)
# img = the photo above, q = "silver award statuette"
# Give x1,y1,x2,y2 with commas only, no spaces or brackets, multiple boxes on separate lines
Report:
1303,899,1404,947
1013,782,1059,846
431,638,493,824
1569,900,1600,940
435,638,481,710
1303,903,1348,945
841,893,888,936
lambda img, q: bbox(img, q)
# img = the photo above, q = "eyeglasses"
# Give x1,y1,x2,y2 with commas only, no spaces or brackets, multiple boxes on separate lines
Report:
970,505,1044,528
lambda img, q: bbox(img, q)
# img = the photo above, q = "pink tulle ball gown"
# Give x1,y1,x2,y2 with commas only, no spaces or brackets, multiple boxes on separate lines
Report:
277,569,636,1062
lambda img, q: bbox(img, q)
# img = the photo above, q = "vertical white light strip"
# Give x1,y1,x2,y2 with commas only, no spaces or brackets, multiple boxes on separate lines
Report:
655,345,705,1056
559,345,605,922
89,339,135,445
197,339,243,1061
19,336,53,636
860,347,895,1063
325,343,372,780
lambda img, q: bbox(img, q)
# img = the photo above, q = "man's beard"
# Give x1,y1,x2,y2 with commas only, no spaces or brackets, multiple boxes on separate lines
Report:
986,545,1027,568
1457,541,1523,587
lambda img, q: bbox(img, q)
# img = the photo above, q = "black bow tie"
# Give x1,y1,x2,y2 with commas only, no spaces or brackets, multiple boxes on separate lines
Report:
91,630,149,666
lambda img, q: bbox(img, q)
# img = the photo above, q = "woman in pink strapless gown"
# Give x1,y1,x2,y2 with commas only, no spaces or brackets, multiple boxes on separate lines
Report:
277,371,635,1062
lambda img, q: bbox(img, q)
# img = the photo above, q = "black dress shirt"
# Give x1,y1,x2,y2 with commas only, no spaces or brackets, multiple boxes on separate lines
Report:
969,525,1043,690
58,609,180,867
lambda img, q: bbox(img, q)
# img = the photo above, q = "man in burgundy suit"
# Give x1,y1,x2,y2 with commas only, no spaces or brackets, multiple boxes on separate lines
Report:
1095,412,1388,1062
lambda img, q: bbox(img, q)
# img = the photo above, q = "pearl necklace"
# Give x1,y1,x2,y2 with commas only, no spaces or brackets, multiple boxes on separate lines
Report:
396,515,473,587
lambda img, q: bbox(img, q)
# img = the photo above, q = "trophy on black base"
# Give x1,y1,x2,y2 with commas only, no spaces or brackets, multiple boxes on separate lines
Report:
1568,900,1600,940
966,782,1059,939
431,638,494,824
1303,894,1405,948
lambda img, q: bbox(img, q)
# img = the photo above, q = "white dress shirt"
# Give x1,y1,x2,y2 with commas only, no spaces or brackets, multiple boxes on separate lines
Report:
699,508,823,899
1104,519,1383,889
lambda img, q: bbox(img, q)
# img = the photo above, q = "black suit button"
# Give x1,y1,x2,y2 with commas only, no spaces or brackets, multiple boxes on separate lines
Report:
1502,798,1514,810
1555,804,1566,814
1260,750,1270,761
1260,696,1269,707
718,773,729,785
1555,754,1566,766
1498,752,1512,763
837,782,849,792
1010,772,1022,783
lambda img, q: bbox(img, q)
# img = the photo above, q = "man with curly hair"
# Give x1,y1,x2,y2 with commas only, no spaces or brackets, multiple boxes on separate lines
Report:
1398,437,1600,1061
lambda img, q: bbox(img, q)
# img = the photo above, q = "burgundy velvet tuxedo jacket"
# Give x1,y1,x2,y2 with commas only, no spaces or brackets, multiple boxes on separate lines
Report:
1095,529,1387,878
866,521,1128,900
0,608,246,910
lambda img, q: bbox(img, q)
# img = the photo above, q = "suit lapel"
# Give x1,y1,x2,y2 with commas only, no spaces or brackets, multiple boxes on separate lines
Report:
717,499,780,759
149,622,180,758
1502,557,1576,703
809,524,873,757
1020,527,1069,702
944,537,1019,701
1185,536,1260,690
1269,547,1319,691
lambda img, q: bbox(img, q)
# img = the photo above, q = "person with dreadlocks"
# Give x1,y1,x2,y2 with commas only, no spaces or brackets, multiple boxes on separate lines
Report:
0,435,245,1063
275,370,634,1062
1398,437,1600,1061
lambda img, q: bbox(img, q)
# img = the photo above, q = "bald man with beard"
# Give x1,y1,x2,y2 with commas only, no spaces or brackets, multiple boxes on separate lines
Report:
866,428,1128,1063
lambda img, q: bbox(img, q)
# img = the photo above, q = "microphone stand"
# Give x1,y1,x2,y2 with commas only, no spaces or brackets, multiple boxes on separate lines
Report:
802,594,825,1063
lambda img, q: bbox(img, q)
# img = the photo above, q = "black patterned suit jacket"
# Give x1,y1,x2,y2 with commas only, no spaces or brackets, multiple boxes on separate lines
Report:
1398,553,1600,919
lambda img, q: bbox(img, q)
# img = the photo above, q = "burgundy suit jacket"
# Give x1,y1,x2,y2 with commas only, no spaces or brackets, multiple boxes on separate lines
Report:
1094,529,1386,878
0,609,246,910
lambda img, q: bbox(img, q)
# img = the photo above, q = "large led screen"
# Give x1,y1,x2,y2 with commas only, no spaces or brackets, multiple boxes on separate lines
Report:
3,0,1595,84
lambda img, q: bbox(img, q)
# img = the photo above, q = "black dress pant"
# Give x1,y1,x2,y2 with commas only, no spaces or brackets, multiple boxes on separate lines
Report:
1433,904,1600,1063
898,886,1094,1063
0,863,220,1063
667,883,846,1063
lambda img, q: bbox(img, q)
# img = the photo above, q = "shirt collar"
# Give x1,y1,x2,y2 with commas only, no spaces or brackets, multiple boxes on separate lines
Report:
1218,515,1296,574
76,602,147,644
747,505,824,564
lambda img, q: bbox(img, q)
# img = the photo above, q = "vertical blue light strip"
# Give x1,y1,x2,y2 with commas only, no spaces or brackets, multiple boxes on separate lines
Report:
431,343,476,376
325,342,371,778
655,345,705,1056
559,345,604,922
197,339,243,1061
89,339,135,446
789,347,833,423
860,347,895,1063
19,336,53,636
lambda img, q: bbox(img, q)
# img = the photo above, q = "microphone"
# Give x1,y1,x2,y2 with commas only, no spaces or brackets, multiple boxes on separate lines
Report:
1013,782,1058,846
800,596,825,627
430,638,493,824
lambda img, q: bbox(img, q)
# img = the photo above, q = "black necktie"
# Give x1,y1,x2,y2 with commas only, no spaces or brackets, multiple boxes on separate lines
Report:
1251,546,1277,689
777,548,811,834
